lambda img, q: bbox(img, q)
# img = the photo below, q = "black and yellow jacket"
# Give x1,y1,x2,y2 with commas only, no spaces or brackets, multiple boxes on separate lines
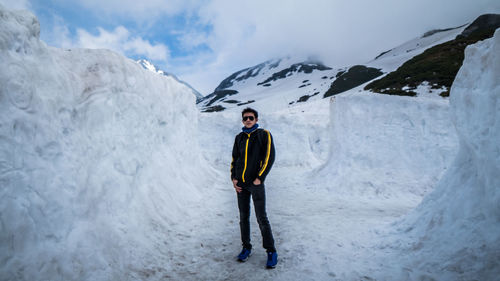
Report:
231,128,275,187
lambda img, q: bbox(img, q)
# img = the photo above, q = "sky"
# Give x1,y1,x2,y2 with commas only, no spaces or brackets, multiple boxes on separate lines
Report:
1,0,499,95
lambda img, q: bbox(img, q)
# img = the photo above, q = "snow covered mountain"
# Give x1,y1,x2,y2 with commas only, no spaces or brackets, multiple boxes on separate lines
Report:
0,5,210,280
198,14,499,113
197,28,456,113
366,14,500,96
136,59,204,101
378,29,500,280
196,28,500,279
1,4,499,281
197,56,343,112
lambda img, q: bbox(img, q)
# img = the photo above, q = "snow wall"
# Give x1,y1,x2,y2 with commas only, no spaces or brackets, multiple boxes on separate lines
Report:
0,6,207,280
318,93,458,201
383,28,500,280
199,108,329,173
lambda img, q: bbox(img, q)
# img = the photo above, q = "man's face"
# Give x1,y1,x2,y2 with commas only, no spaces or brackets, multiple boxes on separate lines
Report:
242,112,257,129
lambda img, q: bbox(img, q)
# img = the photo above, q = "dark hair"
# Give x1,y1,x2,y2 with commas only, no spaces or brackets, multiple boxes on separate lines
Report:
241,107,258,119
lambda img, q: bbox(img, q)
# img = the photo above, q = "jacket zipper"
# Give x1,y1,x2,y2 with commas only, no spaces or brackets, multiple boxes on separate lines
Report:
242,133,250,182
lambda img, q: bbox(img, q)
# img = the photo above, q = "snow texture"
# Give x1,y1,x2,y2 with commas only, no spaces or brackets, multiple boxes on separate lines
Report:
199,25,466,113
198,56,338,111
377,28,500,281
1,4,498,281
317,92,458,202
0,6,209,280
368,25,466,71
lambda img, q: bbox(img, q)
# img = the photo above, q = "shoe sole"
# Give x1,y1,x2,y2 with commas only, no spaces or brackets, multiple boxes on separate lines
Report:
266,265,276,269
237,252,252,262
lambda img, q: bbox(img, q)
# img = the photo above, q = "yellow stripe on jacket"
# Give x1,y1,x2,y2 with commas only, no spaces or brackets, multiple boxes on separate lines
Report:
258,130,271,176
242,135,250,182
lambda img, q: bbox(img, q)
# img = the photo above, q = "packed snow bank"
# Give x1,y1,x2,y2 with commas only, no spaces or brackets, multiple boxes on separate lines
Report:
0,6,207,280
382,28,500,280
199,101,329,173
317,92,458,200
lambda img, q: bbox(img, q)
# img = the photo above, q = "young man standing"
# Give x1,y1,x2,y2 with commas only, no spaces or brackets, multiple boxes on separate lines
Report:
230,107,277,269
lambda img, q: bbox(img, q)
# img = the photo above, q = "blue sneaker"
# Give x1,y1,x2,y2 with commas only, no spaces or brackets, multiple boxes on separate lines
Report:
237,248,252,262
266,251,278,268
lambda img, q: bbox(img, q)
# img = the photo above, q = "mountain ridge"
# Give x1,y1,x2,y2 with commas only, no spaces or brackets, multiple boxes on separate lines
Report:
137,59,204,101
365,14,500,96
198,14,498,112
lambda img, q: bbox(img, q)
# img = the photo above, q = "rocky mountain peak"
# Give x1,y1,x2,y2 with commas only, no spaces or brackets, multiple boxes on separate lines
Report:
458,14,500,38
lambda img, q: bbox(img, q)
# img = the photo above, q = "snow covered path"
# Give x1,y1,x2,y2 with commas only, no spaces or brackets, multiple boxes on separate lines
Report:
1,5,497,280
149,163,417,281
148,99,448,280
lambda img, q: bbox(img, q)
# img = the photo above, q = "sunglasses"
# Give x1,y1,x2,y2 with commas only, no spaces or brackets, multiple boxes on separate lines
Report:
242,116,255,121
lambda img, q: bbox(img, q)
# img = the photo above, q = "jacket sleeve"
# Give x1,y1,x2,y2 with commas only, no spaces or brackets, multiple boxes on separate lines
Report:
257,130,275,182
230,135,239,180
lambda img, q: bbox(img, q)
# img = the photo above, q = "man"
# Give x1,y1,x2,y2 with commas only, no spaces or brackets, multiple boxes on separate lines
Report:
230,107,277,269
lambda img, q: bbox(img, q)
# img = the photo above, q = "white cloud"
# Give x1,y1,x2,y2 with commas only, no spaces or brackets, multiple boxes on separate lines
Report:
76,26,129,50
42,15,74,49
178,31,210,51
124,37,169,61
25,0,500,94
76,26,170,61
197,0,500,66
173,0,500,94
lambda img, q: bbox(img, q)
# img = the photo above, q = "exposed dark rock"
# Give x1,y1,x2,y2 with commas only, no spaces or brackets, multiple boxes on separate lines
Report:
375,89,417,97
269,59,281,69
202,105,226,112
214,66,263,91
237,100,255,106
374,49,392,60
458,14,500,39
439,91,450,97
336,70,346,78
297,91,320,103
198,90,239,106
422,24,467,38
223,100,240,103
257,62,332,86
324,65,383,98
297,95,311,102
365,14,500,97
214,59,282,91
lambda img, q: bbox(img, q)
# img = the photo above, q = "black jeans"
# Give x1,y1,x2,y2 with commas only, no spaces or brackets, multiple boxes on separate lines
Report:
237,183,276,252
